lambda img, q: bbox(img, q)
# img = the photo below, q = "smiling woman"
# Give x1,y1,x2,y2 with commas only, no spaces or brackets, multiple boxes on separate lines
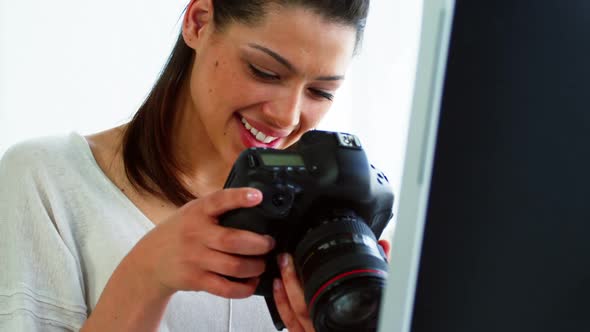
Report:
122,1,359,206
0,0,426,331
0,1,400,332
0,0,422,218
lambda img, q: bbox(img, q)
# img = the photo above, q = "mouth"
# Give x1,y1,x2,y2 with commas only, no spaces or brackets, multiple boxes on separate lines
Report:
240,116,279,144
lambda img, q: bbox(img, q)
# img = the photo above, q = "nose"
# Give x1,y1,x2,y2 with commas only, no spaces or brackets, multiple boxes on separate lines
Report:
262,89,303,129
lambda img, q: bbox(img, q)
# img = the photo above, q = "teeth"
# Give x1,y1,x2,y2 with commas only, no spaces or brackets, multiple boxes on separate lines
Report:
241,117,278,144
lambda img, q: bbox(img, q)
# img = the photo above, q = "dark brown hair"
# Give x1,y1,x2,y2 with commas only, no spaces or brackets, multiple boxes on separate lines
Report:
122,0,370,206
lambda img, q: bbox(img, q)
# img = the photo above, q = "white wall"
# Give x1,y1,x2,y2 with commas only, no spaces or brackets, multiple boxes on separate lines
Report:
322,0,423,237
0,0,423,239
0,0,188,147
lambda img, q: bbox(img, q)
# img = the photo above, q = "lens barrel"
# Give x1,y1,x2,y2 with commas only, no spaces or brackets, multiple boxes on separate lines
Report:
293,212,388,332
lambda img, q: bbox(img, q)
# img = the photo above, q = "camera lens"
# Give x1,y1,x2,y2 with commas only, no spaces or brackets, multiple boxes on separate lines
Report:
293,211,388,332
328,286,380,324
310,273,385,332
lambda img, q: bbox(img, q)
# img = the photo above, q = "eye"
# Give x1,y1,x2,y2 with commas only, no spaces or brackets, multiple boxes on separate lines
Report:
308,88,335,101
249,63,280,81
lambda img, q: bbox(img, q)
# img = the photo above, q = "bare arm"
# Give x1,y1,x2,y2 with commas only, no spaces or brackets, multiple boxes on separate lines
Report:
81,246,173,332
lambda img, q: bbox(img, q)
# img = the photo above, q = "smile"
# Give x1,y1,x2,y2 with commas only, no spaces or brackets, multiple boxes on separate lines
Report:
241,117,278,144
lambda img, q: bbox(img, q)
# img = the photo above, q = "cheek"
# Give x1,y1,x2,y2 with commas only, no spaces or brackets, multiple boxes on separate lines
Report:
211,66,267,105
226,83,280,112
210,62,239,92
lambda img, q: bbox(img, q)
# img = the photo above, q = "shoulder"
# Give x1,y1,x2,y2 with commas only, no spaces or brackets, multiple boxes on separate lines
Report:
0,133,91,189
0,133,89,195
0,135,91,330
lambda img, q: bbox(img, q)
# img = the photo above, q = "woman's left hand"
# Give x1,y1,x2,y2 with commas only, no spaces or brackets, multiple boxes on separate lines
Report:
273,239,391,332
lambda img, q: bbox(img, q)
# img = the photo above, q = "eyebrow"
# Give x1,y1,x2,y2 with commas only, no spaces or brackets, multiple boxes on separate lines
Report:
247,43,345,81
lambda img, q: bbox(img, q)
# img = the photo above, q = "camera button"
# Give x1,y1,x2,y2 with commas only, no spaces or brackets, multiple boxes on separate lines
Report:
272,193,286,207
247,154,258,168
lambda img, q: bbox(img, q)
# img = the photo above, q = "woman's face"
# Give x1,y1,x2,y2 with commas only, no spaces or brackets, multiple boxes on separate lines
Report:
183,2,357,166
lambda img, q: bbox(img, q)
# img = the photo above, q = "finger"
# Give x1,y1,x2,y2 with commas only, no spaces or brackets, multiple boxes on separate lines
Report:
190,187,263,217
197,272,260,299
180,188,273,255
273,278,305,332
277,253,315,331
204,226,275,255
193,249,266,279
378,239,391,261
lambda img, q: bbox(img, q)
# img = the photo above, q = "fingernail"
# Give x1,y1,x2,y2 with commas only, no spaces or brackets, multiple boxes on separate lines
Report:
246,190,261,201
264,235,276,249
277,253,289,270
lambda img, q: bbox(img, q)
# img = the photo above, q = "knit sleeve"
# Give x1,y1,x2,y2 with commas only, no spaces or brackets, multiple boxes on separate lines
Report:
0,142,88,331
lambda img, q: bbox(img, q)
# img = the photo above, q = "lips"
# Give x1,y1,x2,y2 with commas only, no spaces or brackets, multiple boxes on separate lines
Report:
241,117,278,144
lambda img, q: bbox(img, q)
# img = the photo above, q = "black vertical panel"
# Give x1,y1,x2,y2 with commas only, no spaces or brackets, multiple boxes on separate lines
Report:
411,1,590,332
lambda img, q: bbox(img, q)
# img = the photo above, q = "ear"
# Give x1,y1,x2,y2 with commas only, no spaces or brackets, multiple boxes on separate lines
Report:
182,0,214,50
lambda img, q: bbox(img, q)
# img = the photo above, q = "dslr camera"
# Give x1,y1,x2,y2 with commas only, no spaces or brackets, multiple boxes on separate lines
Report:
220,130,394,332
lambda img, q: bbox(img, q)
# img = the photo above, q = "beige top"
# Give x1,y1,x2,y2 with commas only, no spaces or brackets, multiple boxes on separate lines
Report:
0,132,278,331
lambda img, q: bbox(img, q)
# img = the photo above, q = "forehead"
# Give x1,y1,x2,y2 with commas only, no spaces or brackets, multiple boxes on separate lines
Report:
219,6,357,74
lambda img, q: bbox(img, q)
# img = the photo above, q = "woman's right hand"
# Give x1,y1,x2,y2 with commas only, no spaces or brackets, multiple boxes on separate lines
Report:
133,187,274,299
82,187,273,331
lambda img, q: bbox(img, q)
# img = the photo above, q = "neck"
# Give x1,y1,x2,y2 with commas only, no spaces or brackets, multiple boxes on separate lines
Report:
170,81,233,197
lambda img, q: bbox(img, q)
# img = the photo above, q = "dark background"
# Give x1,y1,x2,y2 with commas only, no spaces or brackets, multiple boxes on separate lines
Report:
410,1,590,331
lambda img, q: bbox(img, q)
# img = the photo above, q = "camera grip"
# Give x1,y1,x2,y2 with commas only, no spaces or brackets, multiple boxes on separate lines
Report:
219,206,271,235
218,204,282,297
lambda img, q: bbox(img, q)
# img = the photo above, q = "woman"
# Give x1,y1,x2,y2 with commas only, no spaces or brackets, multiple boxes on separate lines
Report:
0,0,390,331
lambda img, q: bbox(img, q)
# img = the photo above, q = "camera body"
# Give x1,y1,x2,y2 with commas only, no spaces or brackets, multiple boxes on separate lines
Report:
220,130,394,331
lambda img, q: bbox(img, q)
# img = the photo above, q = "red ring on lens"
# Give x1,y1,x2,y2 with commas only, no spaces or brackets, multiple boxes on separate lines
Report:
308,269,386,315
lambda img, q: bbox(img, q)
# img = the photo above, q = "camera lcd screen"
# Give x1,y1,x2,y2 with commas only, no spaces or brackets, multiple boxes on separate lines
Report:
260,153,305,167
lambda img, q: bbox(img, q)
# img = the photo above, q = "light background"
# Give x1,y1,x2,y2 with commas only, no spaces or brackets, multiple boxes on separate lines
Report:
0,0,423,239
